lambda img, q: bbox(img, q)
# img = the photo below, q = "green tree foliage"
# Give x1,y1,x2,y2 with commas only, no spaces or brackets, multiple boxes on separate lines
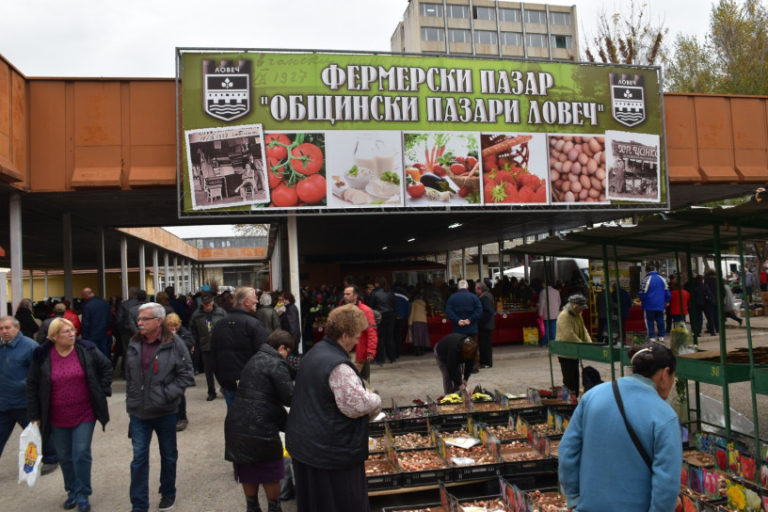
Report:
233,224,269,237
583,1,667,65
667,0,768,93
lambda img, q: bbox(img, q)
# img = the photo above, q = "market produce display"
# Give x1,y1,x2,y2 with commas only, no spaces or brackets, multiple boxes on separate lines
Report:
528,490,568,512
365,459,398,476
481,133,548,204
403,132,481,206
394,433,432,450
264,132,327,207
397,450,449,472
547,135,606,203
484,425,525,441
448,444,497,465
500,441,547,462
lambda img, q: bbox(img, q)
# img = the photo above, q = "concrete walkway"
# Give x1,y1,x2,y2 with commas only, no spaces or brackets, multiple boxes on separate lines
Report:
1,317,766,511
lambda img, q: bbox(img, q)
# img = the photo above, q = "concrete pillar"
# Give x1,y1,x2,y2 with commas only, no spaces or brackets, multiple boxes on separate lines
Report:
445,251,451,281
44,270,49,299
138,243,146,291
120,236,129,299
0,272,6,316
477,244,484,280
62,212,73,301
461,248,467,279
97,227,106,298
29,270,34,301
287,216,302,352
498,239,504,279
164,253,170,291
173,256,179,291
10,193,22,313
152,248,160,295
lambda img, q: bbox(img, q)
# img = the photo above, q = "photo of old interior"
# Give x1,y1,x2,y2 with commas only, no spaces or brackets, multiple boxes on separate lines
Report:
188,128,268,209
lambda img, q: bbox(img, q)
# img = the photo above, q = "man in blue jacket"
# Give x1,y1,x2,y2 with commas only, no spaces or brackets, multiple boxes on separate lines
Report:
0,316,58,473
81,287,113,359
638,264,670,342
445,280,482,340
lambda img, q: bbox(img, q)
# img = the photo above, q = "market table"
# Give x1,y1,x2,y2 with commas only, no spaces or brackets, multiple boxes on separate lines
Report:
427,310,539,347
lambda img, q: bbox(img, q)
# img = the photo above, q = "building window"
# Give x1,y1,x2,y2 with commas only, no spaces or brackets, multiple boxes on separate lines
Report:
473,6,495,21
448,28,471,43
551,34,572,49
446,4,469,19
421,27,445,41
526,33,548,48
420,2,443,17
524,9,547,24
549,11,572,26
474,30,498,45
501,31,523,46
499,8,521,22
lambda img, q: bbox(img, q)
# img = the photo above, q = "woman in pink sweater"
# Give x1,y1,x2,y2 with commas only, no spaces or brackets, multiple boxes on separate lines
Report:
26,318,113,512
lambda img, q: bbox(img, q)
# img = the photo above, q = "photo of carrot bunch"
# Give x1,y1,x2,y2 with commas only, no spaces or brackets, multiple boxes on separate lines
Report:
480,133,548,204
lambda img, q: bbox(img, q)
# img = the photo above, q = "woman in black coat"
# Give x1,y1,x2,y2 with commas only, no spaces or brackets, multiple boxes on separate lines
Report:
26,318,113,512
225,329,294,512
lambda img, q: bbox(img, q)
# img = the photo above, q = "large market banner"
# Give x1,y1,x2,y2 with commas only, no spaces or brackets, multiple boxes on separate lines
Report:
177,50,667,216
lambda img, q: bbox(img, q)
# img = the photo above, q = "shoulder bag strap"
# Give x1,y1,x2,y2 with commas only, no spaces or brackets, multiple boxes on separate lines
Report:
612,380,653,470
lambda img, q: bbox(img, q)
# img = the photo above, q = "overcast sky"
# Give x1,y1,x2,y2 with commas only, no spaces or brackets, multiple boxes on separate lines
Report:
2,0,711,78
1,0,711,238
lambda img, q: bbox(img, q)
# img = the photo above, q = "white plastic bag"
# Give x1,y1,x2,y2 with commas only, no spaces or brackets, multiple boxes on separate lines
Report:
18,422,42,489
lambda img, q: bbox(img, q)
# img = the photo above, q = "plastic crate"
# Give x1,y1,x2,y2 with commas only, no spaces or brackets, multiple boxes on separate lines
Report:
399,466,453,487
366,471,402,491
500,457,558,477
452,461,503,481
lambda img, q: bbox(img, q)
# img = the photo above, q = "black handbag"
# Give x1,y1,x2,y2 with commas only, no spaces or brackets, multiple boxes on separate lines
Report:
612,380,653,470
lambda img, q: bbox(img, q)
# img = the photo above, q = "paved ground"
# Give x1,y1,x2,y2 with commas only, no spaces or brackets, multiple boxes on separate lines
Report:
1,317,767,511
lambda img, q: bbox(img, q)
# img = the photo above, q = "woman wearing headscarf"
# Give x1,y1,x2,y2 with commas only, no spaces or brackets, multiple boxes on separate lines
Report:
285,305,381,512
26,318,113,512
558,343,681,512
225,329,294,512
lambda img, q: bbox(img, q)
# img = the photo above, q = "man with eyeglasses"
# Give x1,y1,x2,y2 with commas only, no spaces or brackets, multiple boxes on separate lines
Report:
124,303,194,512
210,287,269,408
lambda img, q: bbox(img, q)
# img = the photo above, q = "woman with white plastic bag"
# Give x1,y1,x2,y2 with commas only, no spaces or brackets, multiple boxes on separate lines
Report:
18,421,43,488
26,318,113,512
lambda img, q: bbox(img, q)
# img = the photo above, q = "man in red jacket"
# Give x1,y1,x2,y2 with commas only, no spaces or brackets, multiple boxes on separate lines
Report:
342,285,378,382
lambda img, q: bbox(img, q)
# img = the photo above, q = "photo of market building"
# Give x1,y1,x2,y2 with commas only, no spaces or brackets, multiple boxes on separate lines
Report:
1,2,768,511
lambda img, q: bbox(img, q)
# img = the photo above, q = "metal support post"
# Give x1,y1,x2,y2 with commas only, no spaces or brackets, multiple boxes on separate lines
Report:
287,216,302,352
10,193,23,312
712,224,731,436
139,243,146,292
120,236,129,300
153,248,160,295
97,227,106,298
62,213,73,301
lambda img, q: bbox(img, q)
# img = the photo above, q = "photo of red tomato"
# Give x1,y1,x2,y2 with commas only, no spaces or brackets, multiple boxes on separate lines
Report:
271,183,298,207
297,174,326,204
265,133,290,161
262,132,327,208
290,143,324,175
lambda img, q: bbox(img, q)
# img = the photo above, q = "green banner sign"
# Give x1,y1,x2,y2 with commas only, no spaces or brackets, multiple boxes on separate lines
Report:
178,50,667,215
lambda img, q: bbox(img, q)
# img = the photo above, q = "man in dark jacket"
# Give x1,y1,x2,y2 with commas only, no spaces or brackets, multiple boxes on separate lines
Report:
434,333,478,394
80,288,112,359
475,281,496,368
445,280,482,338
189,293,227,401
125,302,194,512
368,276,397,364
210,287,269,408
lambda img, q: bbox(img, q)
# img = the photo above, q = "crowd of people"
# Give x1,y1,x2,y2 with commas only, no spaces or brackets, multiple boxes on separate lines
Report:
2,262,765,511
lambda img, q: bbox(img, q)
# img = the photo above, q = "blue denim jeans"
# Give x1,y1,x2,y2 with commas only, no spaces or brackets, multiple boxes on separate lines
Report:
645,309,666,339
51,421,95,502
0,408,58,463
540,319,557,347
223,388,236,408
129,414,177,512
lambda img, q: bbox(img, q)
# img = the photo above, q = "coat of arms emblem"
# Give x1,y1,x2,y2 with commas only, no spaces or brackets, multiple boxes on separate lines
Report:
609,73,646,128
203,59,251,122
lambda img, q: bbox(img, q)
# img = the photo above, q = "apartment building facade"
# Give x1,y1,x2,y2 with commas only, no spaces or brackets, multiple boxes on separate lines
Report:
391,1,579,60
